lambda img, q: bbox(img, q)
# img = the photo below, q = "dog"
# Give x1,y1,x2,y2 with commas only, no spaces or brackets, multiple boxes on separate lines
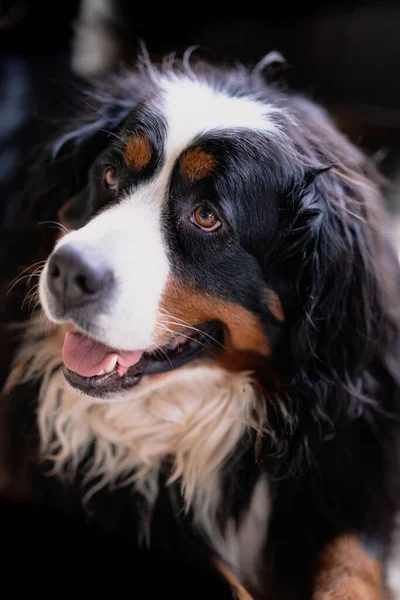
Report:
1,51,400,599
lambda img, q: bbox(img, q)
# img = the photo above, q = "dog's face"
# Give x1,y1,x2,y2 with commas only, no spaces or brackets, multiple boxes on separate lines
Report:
38,60,382,399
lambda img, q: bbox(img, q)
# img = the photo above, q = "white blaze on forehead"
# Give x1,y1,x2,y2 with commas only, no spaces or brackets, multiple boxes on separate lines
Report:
159,75,282,165
131,75,283,207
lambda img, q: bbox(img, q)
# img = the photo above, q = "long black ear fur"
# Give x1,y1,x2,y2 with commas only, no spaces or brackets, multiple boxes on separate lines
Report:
22,69,151,225
264,97,400,481
278,99,400,383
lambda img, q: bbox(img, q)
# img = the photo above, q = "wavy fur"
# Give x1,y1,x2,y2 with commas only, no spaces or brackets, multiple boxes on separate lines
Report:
2,52,400,598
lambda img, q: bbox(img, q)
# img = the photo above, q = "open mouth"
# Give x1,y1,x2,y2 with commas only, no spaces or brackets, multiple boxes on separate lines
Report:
62,321,223,398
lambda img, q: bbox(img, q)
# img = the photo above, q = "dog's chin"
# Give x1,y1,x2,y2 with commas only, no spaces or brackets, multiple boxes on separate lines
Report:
62,321,224,399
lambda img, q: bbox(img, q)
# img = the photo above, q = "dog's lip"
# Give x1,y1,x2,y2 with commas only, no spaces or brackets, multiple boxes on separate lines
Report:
63,365,144,397
62,321,224,399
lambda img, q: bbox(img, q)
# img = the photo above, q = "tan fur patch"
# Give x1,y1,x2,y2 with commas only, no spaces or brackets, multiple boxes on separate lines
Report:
313,534,384,600
267,290,284,322
216,350,270,374
124,135,152,170
156,279,270,357
57,197,75,231
181,147,217,180
216,561,254,600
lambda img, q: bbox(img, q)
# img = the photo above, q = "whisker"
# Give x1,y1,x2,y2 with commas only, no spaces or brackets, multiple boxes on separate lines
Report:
30,298,42,317
22,284,40,311
158,322,216,350
38,220,70,234
158,311,227,350
152,325,179,364
157,316,227,351
158,308,206,330
160,309,212,333
7,271,42,295
8,260,46,291
28,266,45,285
28,289,40,312
151,339,173,367
157,309,203,331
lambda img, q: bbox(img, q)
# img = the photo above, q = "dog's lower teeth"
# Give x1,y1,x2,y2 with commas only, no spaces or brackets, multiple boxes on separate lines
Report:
104,355,118,374
96,370,105,376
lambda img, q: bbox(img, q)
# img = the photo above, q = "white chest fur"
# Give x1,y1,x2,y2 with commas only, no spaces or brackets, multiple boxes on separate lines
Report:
37,360,269,581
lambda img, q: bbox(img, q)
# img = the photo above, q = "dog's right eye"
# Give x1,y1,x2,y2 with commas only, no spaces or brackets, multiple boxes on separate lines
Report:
104,166,118,190
191,205,222,232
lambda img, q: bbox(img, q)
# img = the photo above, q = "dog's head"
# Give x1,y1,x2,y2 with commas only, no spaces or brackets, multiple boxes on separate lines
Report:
37,54,398,401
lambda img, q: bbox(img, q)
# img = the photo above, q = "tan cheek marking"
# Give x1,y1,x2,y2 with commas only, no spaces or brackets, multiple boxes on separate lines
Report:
313,534,383,600
267,290,284,322
215,349,271,374
181,147,217,181
124,135,152,170
57,198,73,227
56,198,75,240
216,560,254,600
156,279,270,357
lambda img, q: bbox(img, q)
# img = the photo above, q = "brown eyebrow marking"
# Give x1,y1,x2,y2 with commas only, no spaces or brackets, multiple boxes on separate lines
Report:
124,135,152,170
181,147,217,181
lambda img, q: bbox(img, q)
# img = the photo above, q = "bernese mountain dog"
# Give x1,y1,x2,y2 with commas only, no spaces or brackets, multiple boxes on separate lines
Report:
1,51,399,599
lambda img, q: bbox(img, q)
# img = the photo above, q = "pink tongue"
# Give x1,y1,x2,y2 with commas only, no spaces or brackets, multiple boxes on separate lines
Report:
62,332,143,377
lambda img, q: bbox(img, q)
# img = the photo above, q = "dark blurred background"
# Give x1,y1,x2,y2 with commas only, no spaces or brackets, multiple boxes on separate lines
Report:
1,0,400,287
1,0,400,230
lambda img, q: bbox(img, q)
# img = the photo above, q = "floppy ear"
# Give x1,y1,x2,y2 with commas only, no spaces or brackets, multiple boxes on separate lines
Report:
23,69,147,226
293,171,389,372
276,106,400,392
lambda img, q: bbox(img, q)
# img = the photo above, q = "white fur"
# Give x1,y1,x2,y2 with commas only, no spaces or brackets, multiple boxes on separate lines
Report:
160,75,282,158
40,189,170,350
39,75,282,353
223,476,270,585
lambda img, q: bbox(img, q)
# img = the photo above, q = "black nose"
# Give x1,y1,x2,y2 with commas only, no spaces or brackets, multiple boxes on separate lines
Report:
47,245,114,309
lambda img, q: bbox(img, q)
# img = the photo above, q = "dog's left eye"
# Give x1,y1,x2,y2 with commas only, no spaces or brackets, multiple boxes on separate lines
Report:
104,166,118,190
191,205,221,232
